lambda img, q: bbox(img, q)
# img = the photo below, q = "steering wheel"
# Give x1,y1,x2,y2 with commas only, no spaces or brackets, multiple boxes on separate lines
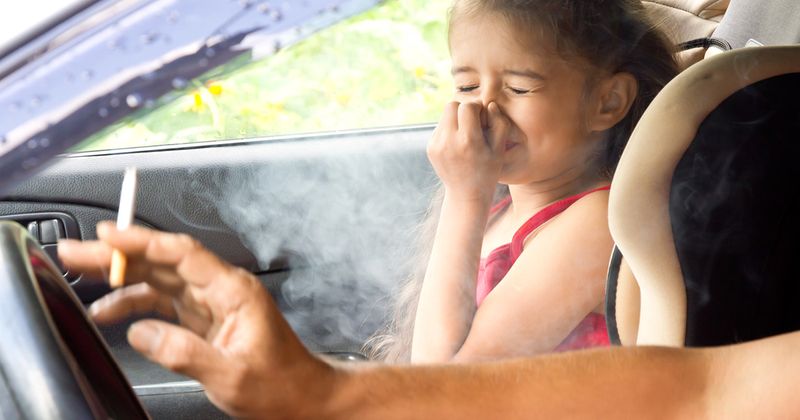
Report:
0,221,147,419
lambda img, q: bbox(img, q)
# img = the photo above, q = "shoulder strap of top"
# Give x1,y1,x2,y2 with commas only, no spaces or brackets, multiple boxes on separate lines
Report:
489,195,513,215
509,185,611,258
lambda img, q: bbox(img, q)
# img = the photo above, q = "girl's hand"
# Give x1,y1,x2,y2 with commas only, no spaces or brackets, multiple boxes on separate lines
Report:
58,222,333,419
427,101,510,203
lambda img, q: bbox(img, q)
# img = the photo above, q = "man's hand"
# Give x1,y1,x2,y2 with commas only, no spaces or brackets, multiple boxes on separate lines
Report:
58,222,334,419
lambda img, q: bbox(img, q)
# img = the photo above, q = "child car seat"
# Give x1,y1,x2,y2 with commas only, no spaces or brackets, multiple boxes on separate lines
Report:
711,0,800,49
644,0,800,68
642,0,730,69
605,45,800,347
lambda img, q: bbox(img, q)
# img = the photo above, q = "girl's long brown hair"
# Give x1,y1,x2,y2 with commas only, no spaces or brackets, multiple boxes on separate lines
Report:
365,0,678,363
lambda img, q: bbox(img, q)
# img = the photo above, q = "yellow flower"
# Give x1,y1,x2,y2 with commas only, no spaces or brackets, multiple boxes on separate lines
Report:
414,66,426,79
193,92,204,108
266,102,284,112
208,82,223,96
335,93,351,106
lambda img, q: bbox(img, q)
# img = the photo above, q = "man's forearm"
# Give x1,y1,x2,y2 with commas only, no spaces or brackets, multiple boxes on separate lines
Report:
323,346,712,420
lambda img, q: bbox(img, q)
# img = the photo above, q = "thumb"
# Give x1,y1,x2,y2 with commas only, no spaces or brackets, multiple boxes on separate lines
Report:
128,320,224,383
486,102,510,154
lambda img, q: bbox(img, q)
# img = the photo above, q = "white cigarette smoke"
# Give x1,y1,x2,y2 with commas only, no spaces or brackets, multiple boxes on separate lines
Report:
213,134,437,352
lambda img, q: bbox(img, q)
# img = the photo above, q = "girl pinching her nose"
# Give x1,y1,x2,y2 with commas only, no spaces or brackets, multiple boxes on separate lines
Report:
368,0,678,363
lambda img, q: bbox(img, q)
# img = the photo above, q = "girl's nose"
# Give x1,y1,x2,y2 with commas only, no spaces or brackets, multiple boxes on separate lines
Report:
480,92,494,107
480,85,500,107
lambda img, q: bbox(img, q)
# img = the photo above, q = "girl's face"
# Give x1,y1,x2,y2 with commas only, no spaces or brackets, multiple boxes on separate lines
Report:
449,13,603,186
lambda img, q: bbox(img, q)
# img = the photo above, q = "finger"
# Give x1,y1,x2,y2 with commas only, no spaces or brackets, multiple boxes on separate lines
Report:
457,101,484,142
128,320,227,383
58,237,180,289
430,102,462,160
486,102,511,153
97,222,230,289
58,239,113,278
97,222,201,266
438,101,459,132
88,283,178,324
98,223,267,325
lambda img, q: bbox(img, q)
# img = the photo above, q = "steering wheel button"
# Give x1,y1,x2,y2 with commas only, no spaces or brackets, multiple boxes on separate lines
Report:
39,219,65,244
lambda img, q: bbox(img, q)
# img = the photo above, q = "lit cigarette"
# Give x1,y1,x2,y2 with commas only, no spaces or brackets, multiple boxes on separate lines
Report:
110,167,137,288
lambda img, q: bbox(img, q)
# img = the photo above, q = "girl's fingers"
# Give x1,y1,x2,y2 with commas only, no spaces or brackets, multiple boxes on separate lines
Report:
430,102,458,157
456,101,483,143
486,102,511,153
89,282,178,324
439,101,460,132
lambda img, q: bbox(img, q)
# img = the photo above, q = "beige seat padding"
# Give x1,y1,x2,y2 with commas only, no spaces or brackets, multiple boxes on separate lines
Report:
609,45,800,346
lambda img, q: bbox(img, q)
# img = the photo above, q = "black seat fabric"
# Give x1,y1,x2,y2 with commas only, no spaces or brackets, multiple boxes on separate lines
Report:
668,73,800,346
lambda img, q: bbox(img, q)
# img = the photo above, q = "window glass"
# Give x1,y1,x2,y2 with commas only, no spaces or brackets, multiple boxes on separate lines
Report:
76,0,451,152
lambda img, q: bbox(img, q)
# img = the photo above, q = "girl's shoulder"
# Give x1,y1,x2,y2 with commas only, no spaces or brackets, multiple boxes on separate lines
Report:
534,186,611,238
517,186,610,252
556,186,610,224
567,186,609,209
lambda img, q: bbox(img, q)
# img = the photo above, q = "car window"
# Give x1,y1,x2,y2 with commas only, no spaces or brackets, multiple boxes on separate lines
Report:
76,0,452,152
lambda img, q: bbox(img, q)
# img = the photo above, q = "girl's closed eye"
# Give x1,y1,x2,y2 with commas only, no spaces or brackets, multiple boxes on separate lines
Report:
505,80,543,95
456,85,479,93
507,86,532,95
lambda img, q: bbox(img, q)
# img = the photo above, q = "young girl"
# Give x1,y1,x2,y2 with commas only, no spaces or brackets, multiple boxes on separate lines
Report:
368,0,678,363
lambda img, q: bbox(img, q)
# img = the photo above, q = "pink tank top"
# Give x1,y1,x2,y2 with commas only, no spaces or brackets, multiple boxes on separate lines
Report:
476,186,611,351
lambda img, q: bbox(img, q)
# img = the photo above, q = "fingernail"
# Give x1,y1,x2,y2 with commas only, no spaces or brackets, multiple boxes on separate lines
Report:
128,322,162,355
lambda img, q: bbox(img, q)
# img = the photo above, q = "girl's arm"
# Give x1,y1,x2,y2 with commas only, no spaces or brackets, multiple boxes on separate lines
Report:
411,101,508,362
410,191,490,362
448,191,613,361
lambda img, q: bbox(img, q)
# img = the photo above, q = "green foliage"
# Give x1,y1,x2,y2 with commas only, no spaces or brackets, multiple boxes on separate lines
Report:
77,0,452,151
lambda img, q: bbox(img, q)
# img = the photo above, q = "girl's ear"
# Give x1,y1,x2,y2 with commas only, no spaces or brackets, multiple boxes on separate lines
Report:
588,72,638,132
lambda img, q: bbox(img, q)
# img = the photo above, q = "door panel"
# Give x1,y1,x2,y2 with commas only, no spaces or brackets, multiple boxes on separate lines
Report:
1,125,435,418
